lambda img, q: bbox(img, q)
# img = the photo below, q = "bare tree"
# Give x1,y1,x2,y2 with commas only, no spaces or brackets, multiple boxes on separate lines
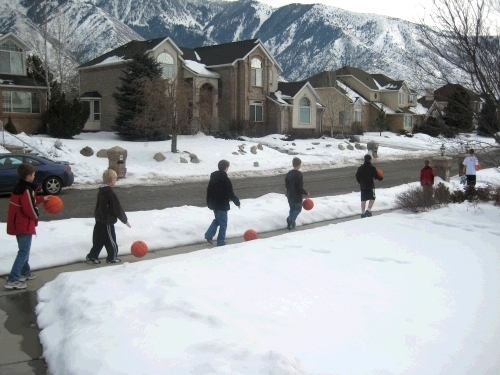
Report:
414,0,500,163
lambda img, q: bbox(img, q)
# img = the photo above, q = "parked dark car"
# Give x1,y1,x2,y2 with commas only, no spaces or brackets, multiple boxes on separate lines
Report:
0,153,74,194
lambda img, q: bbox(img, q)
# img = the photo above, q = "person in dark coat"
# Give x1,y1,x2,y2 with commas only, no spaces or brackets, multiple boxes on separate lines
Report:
285,157,309,230
86,169,131,264
355,154,383,218
205,160,240,246
420,159,434,201
5,163,51,290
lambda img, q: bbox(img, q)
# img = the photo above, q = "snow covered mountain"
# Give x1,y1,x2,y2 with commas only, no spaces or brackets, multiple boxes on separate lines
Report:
1,0,436,86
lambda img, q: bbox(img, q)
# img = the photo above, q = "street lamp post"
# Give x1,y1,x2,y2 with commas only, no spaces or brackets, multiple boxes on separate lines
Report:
0,120,3,148
440,143,445,156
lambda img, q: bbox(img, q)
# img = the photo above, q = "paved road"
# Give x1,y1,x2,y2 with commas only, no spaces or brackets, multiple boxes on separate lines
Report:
0,157,462,221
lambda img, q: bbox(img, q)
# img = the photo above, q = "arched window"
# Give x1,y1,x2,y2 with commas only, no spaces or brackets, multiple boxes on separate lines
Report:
157,52,174,79
299,97,311,124
0,40,23,75
251,58,262,87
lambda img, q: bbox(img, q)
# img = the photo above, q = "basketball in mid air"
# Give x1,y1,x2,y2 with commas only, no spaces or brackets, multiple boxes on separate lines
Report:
302,198,314,211
44,196,63,214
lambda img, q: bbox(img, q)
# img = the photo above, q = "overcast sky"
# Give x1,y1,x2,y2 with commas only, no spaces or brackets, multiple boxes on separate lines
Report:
257,0,433,24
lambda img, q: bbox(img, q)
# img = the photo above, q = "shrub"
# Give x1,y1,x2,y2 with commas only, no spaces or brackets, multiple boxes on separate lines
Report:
44,93,89,139
4,116,17,134
395,186,433,213
351,122,363,135
433,183,450,205
492,185,500,206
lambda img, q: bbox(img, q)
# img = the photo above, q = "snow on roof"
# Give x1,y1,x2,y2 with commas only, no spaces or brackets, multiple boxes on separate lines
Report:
274,90,292,105
94,56,127,66
372,102,397,114
0,79,14,85
194,51,201,62
184,60,219,78
409,102,428,115
372,79,399,90
336,80,368,104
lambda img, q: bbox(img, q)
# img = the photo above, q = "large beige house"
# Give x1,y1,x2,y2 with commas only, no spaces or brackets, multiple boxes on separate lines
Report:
0,33,48,134
78,37,325,136
307,67,426,134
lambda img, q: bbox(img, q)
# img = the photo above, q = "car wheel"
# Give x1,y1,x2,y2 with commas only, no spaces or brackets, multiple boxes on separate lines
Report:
43,176,62,195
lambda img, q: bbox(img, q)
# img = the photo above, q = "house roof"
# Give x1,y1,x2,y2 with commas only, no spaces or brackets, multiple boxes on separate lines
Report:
78,37,166,68
371,74,404,91
277,81,309,97
335,66,380,90
0,32,31,51
434,83,481,102
190,39,260,66
81,91,102,98
0,73,47,89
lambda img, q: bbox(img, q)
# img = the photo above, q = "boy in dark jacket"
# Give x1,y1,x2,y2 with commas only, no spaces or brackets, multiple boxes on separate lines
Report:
86,169,131,264
285,157,309,230
420,159,434,200
205,160,240,246
5,163,50,290
355,154,383,218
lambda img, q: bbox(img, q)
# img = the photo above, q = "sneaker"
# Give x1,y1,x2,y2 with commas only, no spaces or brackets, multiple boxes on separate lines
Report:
206,238,213,245
365,210,372,217
106,258,122,264
19,274,36,282
4,281,27,290
86,255,101,264
361,213,366,218
286,218,292,230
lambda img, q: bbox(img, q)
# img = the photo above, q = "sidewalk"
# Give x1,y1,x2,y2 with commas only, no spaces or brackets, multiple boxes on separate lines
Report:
0,211,388,375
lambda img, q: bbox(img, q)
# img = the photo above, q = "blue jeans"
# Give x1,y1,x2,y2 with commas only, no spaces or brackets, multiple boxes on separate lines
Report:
205,210,228,246
287,200,302,229
8,234,33,282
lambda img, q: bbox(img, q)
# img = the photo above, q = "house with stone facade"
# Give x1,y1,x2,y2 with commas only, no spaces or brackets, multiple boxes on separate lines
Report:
0,32,48,134
78,37,325,136
307,67,425,134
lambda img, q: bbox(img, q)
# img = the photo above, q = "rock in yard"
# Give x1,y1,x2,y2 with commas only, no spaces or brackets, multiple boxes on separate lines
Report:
180,157,188,163
80,146,94,157
154,152,166,162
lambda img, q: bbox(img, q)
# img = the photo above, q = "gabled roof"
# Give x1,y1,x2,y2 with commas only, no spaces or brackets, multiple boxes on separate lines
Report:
0,73,47,89
335,66,379,90
0,32,30,51
78,37,168,69
434,83,481,102
81,91,102,98
371,74,403,91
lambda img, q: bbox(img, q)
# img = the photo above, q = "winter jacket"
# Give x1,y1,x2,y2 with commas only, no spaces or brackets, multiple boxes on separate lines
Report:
7,179,44,235
355,161,383,189
285,169,308,203
94,185,128,225
206,171,240,211
420,165,434,186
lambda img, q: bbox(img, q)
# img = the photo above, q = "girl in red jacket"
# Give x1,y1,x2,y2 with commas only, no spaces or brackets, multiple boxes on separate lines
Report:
5,163,50,290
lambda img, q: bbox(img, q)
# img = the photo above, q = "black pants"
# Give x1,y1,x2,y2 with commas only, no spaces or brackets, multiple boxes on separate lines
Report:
88,222,119,261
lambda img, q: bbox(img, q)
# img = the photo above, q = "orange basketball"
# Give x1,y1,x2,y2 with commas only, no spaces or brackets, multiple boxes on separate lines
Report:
131,241,148,257
302,198,314,210
376,168,384,178
476,163,481,171
44,196,63,214
243,229,258,241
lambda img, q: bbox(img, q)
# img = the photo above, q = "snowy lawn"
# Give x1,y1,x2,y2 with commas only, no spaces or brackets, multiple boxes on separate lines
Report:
36,203,500,375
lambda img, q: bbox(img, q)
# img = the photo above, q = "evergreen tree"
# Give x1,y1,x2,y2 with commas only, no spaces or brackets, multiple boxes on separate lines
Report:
4,116,17,134
113,54,163,140
374,108,389,136
477,96,499,136
444,86,473,132
43,93,89,139
27,54,60,97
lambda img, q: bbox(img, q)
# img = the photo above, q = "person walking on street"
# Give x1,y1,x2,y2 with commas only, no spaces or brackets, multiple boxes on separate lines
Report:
420,159,434,201
462,149,479,187
355,154,383,218
285,157,309,230
205,160,240,246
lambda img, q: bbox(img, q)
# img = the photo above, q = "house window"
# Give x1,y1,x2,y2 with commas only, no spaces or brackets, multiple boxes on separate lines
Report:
398,93,405,105
250,100,263,122
2,91,40,113
299,97,311,124
269,68,273,86
354,109,361,123
0,40,23,75
82,99,101,121
157,52,175,79
251,58,262,87
408,94,415,104
405,115,412,128
93,100,100,121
